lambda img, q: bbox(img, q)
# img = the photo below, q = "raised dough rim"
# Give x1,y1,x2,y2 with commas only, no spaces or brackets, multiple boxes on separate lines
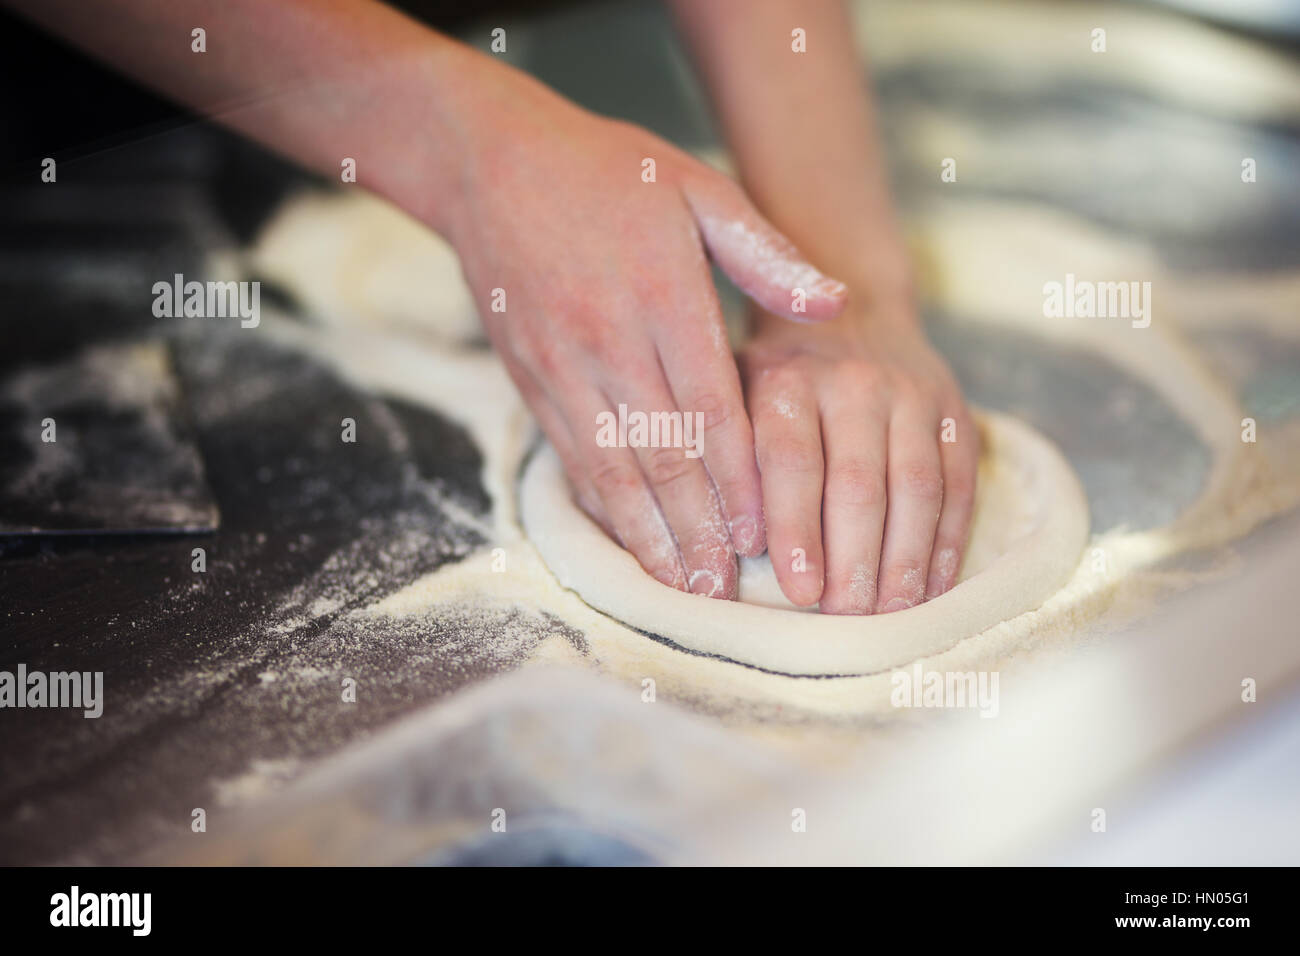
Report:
519,411,1090,677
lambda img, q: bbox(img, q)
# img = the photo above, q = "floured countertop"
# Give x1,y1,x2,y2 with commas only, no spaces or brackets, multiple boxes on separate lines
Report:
3,0,1300,865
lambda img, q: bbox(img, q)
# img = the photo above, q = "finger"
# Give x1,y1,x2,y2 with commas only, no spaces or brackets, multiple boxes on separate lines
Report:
651,245,766,558
569,389,689,591
876,401,943,614
538,408,611,536
818,391,888,615
500,352,608,528
685,179,848,323
610,374,738,600
926,410,980,598
750,370,825,606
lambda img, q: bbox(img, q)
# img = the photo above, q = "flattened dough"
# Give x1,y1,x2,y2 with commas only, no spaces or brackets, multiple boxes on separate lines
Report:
520,411,1089,676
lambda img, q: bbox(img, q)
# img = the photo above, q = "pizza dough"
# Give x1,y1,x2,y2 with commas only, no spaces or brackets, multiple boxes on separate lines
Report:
520,411,1089,677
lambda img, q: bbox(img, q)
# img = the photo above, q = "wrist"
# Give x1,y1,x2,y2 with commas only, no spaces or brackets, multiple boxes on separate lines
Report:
362,33,535,245
372,37,487,242
397,44,587,249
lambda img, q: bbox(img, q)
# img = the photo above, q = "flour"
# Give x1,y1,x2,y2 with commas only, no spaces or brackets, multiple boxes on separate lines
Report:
213,758,303,808
698,216,847,308
521,410,1090,676
238,182,1300,720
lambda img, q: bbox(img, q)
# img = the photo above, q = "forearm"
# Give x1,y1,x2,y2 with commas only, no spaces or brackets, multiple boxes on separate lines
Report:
3,0,500,239
670,0,913,321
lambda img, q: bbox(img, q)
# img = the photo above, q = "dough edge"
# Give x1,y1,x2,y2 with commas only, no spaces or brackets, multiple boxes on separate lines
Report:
519,411,1089,677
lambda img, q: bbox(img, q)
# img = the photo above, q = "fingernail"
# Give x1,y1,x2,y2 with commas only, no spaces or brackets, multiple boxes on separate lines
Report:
848,563,876,613
901,567,926,604
730,513,762,556
789,569,824,607
928,549,959,598
880,596,912,614
814,276,848,298
689,569,721,597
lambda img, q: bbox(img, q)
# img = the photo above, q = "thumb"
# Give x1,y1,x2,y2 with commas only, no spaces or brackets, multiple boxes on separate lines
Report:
686,180,849,323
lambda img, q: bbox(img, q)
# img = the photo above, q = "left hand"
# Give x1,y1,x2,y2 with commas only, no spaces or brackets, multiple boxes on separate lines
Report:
739,306,979,614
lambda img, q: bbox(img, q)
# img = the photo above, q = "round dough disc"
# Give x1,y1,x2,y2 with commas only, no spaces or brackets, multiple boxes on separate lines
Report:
520,411,1089,676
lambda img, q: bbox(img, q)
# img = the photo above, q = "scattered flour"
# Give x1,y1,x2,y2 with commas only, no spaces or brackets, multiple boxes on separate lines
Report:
236,183,1300,722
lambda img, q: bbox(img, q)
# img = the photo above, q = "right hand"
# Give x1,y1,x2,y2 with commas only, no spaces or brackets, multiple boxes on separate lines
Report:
440,66,848,598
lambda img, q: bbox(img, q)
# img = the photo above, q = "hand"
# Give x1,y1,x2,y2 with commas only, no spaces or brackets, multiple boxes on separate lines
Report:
739,307,978,613
440,66,848,597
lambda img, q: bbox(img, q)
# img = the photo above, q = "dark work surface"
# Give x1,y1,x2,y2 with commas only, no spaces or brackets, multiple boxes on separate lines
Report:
0,121,537,863
0,0,652,865
0,323,525,864
0,340,221,534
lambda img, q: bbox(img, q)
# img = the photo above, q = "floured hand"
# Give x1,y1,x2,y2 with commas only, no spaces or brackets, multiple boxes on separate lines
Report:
443,65,849,598
739,306,978,614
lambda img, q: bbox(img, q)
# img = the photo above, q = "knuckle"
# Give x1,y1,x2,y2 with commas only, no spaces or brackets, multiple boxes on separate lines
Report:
531,338,567,378
690,390,733,433
831,378,885,418
589,457,641,498
750,407,790,438
760,435,821,475
643,444,695,487
897,460,944,501
570,315,618,358
892,379,929,408
830,460,885,508
751,381,809,432
761,363,807,394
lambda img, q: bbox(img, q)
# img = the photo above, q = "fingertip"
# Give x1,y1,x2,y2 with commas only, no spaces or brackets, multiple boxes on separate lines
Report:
816,275,850,302
802,278,850,320
654,567,688,591
688,565,738,601
821,563,878,616
780,563,824,608
775,280,848,324
821,601,868,616
874,565,927,615
925,546,961,600
730,512,767,558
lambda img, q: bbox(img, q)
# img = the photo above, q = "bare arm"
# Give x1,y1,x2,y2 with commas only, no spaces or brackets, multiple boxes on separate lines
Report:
5,0,492,237
8,0,856,603
670,0,911,308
